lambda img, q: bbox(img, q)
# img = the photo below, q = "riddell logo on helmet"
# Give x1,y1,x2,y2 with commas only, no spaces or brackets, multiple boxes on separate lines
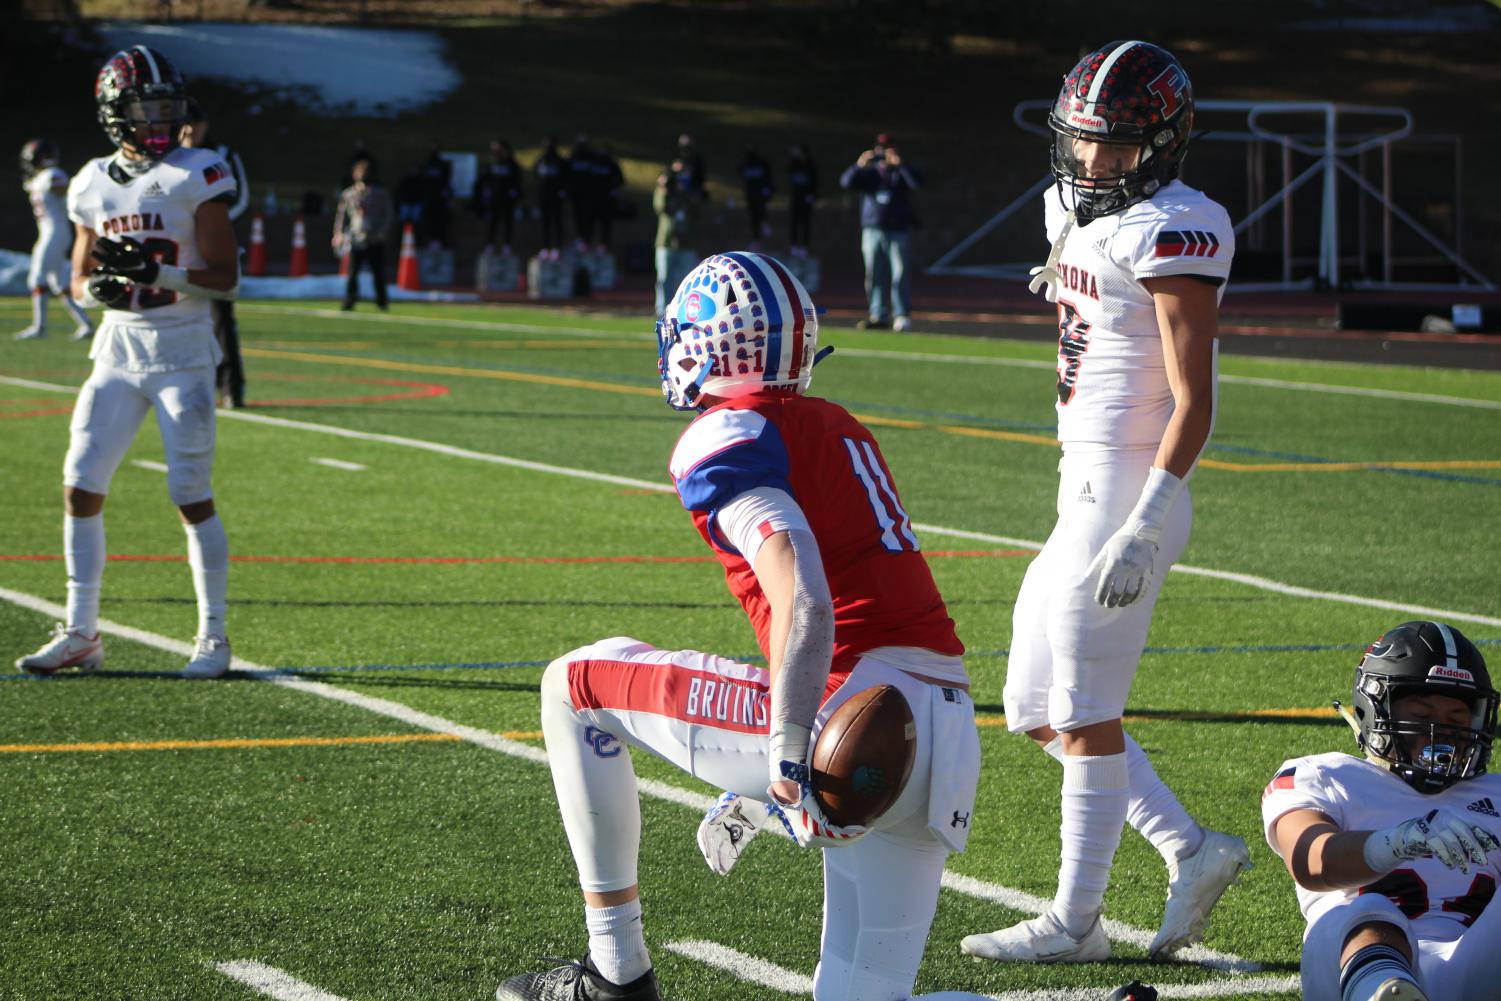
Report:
1429,665,1475,683
1068,112,1106,129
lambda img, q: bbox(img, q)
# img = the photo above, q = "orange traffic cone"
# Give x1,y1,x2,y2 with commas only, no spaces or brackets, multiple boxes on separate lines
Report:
395,223,421,291
245,214,267,276
288,215,309,278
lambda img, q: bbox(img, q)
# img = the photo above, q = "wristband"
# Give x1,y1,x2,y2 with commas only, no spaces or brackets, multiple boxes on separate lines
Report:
1362,829,1401,874
768,722,813,786
1124,466,1184,544
152,263,191,293
76,286,102,309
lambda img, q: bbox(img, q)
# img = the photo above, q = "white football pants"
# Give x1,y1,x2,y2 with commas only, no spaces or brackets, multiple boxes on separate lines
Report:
1301,889,1501,1000
540,636,982,1001
63,363,218,506
1003,449,1192,734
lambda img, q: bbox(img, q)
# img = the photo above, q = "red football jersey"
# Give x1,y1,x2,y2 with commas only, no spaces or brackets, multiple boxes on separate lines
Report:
669,392,964,675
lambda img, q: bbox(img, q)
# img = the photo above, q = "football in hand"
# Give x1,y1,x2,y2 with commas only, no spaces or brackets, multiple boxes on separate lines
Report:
810,684,916,827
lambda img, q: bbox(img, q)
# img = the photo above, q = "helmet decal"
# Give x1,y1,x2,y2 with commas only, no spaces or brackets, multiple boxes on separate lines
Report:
657,252,819,411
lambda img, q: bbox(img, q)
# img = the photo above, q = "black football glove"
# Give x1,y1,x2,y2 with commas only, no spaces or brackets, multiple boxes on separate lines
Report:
87,269,133,309
1107,982,1158,1001
91,235,159,286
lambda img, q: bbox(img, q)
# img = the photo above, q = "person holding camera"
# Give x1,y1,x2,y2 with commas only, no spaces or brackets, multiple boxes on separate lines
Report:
839,133,921,331
652,162,698,313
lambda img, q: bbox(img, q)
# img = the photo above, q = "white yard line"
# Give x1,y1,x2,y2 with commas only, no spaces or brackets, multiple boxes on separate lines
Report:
0,583,1262,978
130,459,169,473
310,457,367,471
664,940,814,994
5,373,1496,628
211,961,352,1001
234,305,1501,409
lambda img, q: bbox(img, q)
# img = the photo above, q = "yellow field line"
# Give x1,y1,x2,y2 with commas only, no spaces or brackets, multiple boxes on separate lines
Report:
242,348,1495,474
241,347,661,399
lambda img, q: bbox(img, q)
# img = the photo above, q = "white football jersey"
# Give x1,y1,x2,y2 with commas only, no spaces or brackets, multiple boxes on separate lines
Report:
1042,180,1234,450
67,147,238,370
26,166,71,247
1262,751,1501,937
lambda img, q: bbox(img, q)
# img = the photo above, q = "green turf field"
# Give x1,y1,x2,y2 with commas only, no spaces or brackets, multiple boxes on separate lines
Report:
1,296,1498,1001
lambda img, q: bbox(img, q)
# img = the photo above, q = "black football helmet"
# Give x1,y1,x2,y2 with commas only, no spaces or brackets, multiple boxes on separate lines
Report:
95,45,189,160
1343,621,1497,793
1047,40,1195,223
19,138,60,179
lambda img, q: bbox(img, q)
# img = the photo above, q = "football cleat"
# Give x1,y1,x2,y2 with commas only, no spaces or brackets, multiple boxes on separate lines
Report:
1148,829,1251,960
960,911,1110,963
17,624,103,675
696,791,769,875
496,955,661,1001
1108,981,1159,1001
1370,977,1430,1001
72,324,95,341
182,634,231,679
13,326,46,340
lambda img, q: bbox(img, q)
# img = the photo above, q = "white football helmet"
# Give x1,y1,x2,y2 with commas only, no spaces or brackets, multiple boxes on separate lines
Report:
657,252,821,410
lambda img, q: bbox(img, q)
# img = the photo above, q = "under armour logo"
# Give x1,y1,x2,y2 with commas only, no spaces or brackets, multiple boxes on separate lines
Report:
584,726,621,758
951,810,970,829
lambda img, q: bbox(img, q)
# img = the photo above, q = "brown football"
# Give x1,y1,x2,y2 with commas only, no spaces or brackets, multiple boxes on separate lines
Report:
810,684,916,827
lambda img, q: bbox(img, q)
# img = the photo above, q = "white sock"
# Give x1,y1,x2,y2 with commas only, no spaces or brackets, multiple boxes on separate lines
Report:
184,514,229,637
1124,734,1204,865
65,513,105,636
1044,735,1204,865
585,898,650,986
1051,752,1129,940
62,294,91,330
31,291,46,331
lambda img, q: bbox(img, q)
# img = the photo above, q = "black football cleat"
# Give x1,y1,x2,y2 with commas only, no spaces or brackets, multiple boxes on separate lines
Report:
496,954,662,1001
1107,981,1159,1001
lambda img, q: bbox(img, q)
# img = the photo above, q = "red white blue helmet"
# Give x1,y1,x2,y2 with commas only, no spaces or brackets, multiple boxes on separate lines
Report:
657,252,820,410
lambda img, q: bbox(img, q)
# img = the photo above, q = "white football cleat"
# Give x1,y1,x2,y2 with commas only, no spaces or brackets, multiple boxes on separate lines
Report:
16,624,103,675
71,325,94,341
696,792,769,875
1148,829,1252,960
13,325,46,340
961,911,1109,963
183,634,232,679
1371,977,1429,1001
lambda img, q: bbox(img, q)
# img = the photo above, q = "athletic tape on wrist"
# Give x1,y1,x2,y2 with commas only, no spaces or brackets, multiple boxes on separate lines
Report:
1126,466,1185,541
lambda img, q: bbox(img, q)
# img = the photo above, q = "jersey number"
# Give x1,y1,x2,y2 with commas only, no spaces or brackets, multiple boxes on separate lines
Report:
1359,868,1497,927
844,436,919,553
1056,298,1091,405
134,238,180,310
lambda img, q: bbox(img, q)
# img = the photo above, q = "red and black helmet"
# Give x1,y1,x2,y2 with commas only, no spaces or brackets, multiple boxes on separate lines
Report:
1047,40,1194,223
19,138,60,178
95,45,189,159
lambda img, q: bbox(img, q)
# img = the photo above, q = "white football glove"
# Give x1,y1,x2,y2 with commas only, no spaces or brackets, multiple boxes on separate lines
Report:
1087,530,1158,608
696,791,768,876
767,759,870,849
1364,808,1501,875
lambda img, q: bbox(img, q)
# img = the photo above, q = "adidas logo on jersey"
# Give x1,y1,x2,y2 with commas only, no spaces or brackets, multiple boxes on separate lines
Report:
143,181,166,197
1468,797,1499,817
1077,481,1096,504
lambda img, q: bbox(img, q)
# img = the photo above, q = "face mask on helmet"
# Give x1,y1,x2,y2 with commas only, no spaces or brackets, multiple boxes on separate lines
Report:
656,252,821,411
96,47,188,160
1340,621,1499,793
1047,40,1194,223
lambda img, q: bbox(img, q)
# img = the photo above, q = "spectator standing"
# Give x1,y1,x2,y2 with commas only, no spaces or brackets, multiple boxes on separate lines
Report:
740,144,773,246
674,132,707,201
473,139,523,254
418,143,453,248
652,162,698,313
534,136,568,260
394,165,424,234
332,156,393,311
567,134,601,252
180,100,249,408
592,144,626,251
787,143,818,256
839,133,921,331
